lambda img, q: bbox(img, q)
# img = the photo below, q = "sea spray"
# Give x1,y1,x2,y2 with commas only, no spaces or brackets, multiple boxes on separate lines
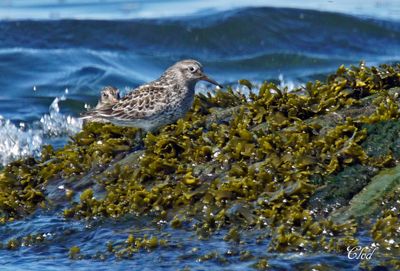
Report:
40,95,82,137
0,116,43,166
0,95,82,166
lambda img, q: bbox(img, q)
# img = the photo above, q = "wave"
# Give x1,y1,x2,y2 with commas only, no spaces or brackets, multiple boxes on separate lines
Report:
0,7,399,94
0,7,399,58
1,0,400,21
0,48,156,97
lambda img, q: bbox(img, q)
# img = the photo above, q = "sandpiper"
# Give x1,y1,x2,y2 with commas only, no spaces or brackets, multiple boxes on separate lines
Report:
95,86,120,108
82,59,222,131
82,86,120,123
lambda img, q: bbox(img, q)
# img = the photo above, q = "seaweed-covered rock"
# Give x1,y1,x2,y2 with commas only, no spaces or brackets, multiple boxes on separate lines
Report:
0,63,400,264
308,118,400,215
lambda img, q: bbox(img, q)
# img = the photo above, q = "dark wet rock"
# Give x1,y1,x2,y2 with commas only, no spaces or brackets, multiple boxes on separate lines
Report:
308,165,379,215
330,164,400,223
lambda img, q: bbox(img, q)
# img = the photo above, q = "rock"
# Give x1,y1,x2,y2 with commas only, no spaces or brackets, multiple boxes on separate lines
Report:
330,164,400,223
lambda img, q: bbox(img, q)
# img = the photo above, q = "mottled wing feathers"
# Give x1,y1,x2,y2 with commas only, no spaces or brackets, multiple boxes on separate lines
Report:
102,84,169,120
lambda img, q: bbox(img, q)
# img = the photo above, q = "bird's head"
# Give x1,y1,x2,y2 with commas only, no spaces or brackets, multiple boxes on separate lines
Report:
169,59,222,88
99,86,120,104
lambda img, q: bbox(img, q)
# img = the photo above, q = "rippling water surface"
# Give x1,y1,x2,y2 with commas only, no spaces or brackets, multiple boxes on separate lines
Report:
0,1,399,270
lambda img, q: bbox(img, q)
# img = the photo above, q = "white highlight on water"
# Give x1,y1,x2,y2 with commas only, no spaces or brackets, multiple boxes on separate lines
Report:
0,95,82,166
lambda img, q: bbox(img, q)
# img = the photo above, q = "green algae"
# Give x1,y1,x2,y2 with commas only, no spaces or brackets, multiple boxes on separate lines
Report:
111,234,166,259
330,164,400,223
253,258,269,270
308,164,379,210
0,232,49,251
362,119,400,159
1,63,400,267
69,246,81,260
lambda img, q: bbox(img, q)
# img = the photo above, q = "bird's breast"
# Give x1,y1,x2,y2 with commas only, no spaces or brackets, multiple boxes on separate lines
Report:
161,85,194,119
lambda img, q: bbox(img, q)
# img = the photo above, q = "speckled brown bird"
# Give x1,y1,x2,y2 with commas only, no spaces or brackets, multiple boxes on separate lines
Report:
95,86,120,108
82,59,222,131
82,86,120,123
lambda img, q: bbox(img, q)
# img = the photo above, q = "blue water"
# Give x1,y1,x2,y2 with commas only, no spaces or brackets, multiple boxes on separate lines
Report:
0,1,400,270
0,211,368,271
1,3,399,125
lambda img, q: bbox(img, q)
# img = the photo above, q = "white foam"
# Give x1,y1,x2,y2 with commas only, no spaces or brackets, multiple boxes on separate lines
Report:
40,95,82,136
278,74,301,92
0,95,82,166
0,117,43,166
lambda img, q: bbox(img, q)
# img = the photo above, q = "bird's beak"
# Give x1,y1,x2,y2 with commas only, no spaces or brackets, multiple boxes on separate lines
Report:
200,73,223,88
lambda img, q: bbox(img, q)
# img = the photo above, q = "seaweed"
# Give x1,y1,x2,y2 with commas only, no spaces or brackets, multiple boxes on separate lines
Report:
1,63,400,266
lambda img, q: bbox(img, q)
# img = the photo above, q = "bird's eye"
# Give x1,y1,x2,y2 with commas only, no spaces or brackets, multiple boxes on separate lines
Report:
188,66,196,73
